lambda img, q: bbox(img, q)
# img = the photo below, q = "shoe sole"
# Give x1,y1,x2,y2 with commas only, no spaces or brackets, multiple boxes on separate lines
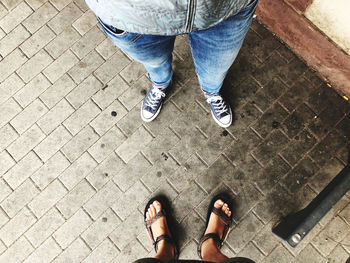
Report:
141,102,163,122
210,106,232,128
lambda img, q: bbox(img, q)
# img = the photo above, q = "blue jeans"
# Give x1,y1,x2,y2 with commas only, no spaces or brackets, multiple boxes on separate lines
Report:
98,0,258,94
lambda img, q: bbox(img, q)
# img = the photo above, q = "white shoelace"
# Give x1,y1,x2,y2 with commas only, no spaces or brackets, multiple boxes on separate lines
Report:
206,95,228,115
144,88,165,110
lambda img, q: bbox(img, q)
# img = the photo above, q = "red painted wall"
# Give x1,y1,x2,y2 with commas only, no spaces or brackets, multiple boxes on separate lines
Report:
256,0,350,99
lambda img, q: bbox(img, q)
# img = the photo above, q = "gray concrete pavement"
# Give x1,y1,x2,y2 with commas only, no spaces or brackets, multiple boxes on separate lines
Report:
0,1,349,262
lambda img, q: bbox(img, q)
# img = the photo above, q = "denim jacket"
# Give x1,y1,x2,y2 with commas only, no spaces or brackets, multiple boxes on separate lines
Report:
84,0,253,35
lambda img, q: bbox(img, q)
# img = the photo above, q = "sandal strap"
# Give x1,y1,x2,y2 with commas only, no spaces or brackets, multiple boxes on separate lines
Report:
197,206,233,259
197,233,222,259
145,210,166,252
212,207,232,226
154,234,173,252
154,234,179,259
144,211,179,259
145,210,166,227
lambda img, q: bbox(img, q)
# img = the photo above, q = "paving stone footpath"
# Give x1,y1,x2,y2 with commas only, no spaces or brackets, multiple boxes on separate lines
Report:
0,0,349,262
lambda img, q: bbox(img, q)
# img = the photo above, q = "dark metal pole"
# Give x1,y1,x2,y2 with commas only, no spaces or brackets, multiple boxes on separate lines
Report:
272,165,350,247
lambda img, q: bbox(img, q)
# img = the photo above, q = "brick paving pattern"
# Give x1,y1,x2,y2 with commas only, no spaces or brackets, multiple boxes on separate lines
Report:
0,1,349,262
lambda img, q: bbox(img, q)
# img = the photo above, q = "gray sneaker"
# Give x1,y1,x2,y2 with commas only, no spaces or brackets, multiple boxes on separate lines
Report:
141,86,167,122
206,95,232,128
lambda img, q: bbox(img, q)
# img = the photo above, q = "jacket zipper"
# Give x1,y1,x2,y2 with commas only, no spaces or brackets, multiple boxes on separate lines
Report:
186,0,196,32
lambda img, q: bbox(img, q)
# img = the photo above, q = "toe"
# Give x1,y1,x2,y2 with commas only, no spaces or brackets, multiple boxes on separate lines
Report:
214,199,224,209
150,204,156,217
220,115,231,125
224,206,230,216
153,200,162,213
222,203,228,213
142,109,154,119
146,206,153,220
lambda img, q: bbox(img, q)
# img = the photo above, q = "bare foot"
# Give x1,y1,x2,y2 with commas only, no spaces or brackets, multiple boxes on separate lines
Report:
146,200,175,260
204,199,231,238
200,199,231,262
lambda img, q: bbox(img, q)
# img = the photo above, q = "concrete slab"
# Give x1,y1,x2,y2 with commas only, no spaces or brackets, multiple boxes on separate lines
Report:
0,1,349,262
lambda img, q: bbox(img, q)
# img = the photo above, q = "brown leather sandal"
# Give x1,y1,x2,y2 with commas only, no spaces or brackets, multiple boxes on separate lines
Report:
144,196,179,259
197,194,233,259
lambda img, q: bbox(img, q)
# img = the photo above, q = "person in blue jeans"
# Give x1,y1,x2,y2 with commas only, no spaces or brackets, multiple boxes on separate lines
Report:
85,0,258,127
